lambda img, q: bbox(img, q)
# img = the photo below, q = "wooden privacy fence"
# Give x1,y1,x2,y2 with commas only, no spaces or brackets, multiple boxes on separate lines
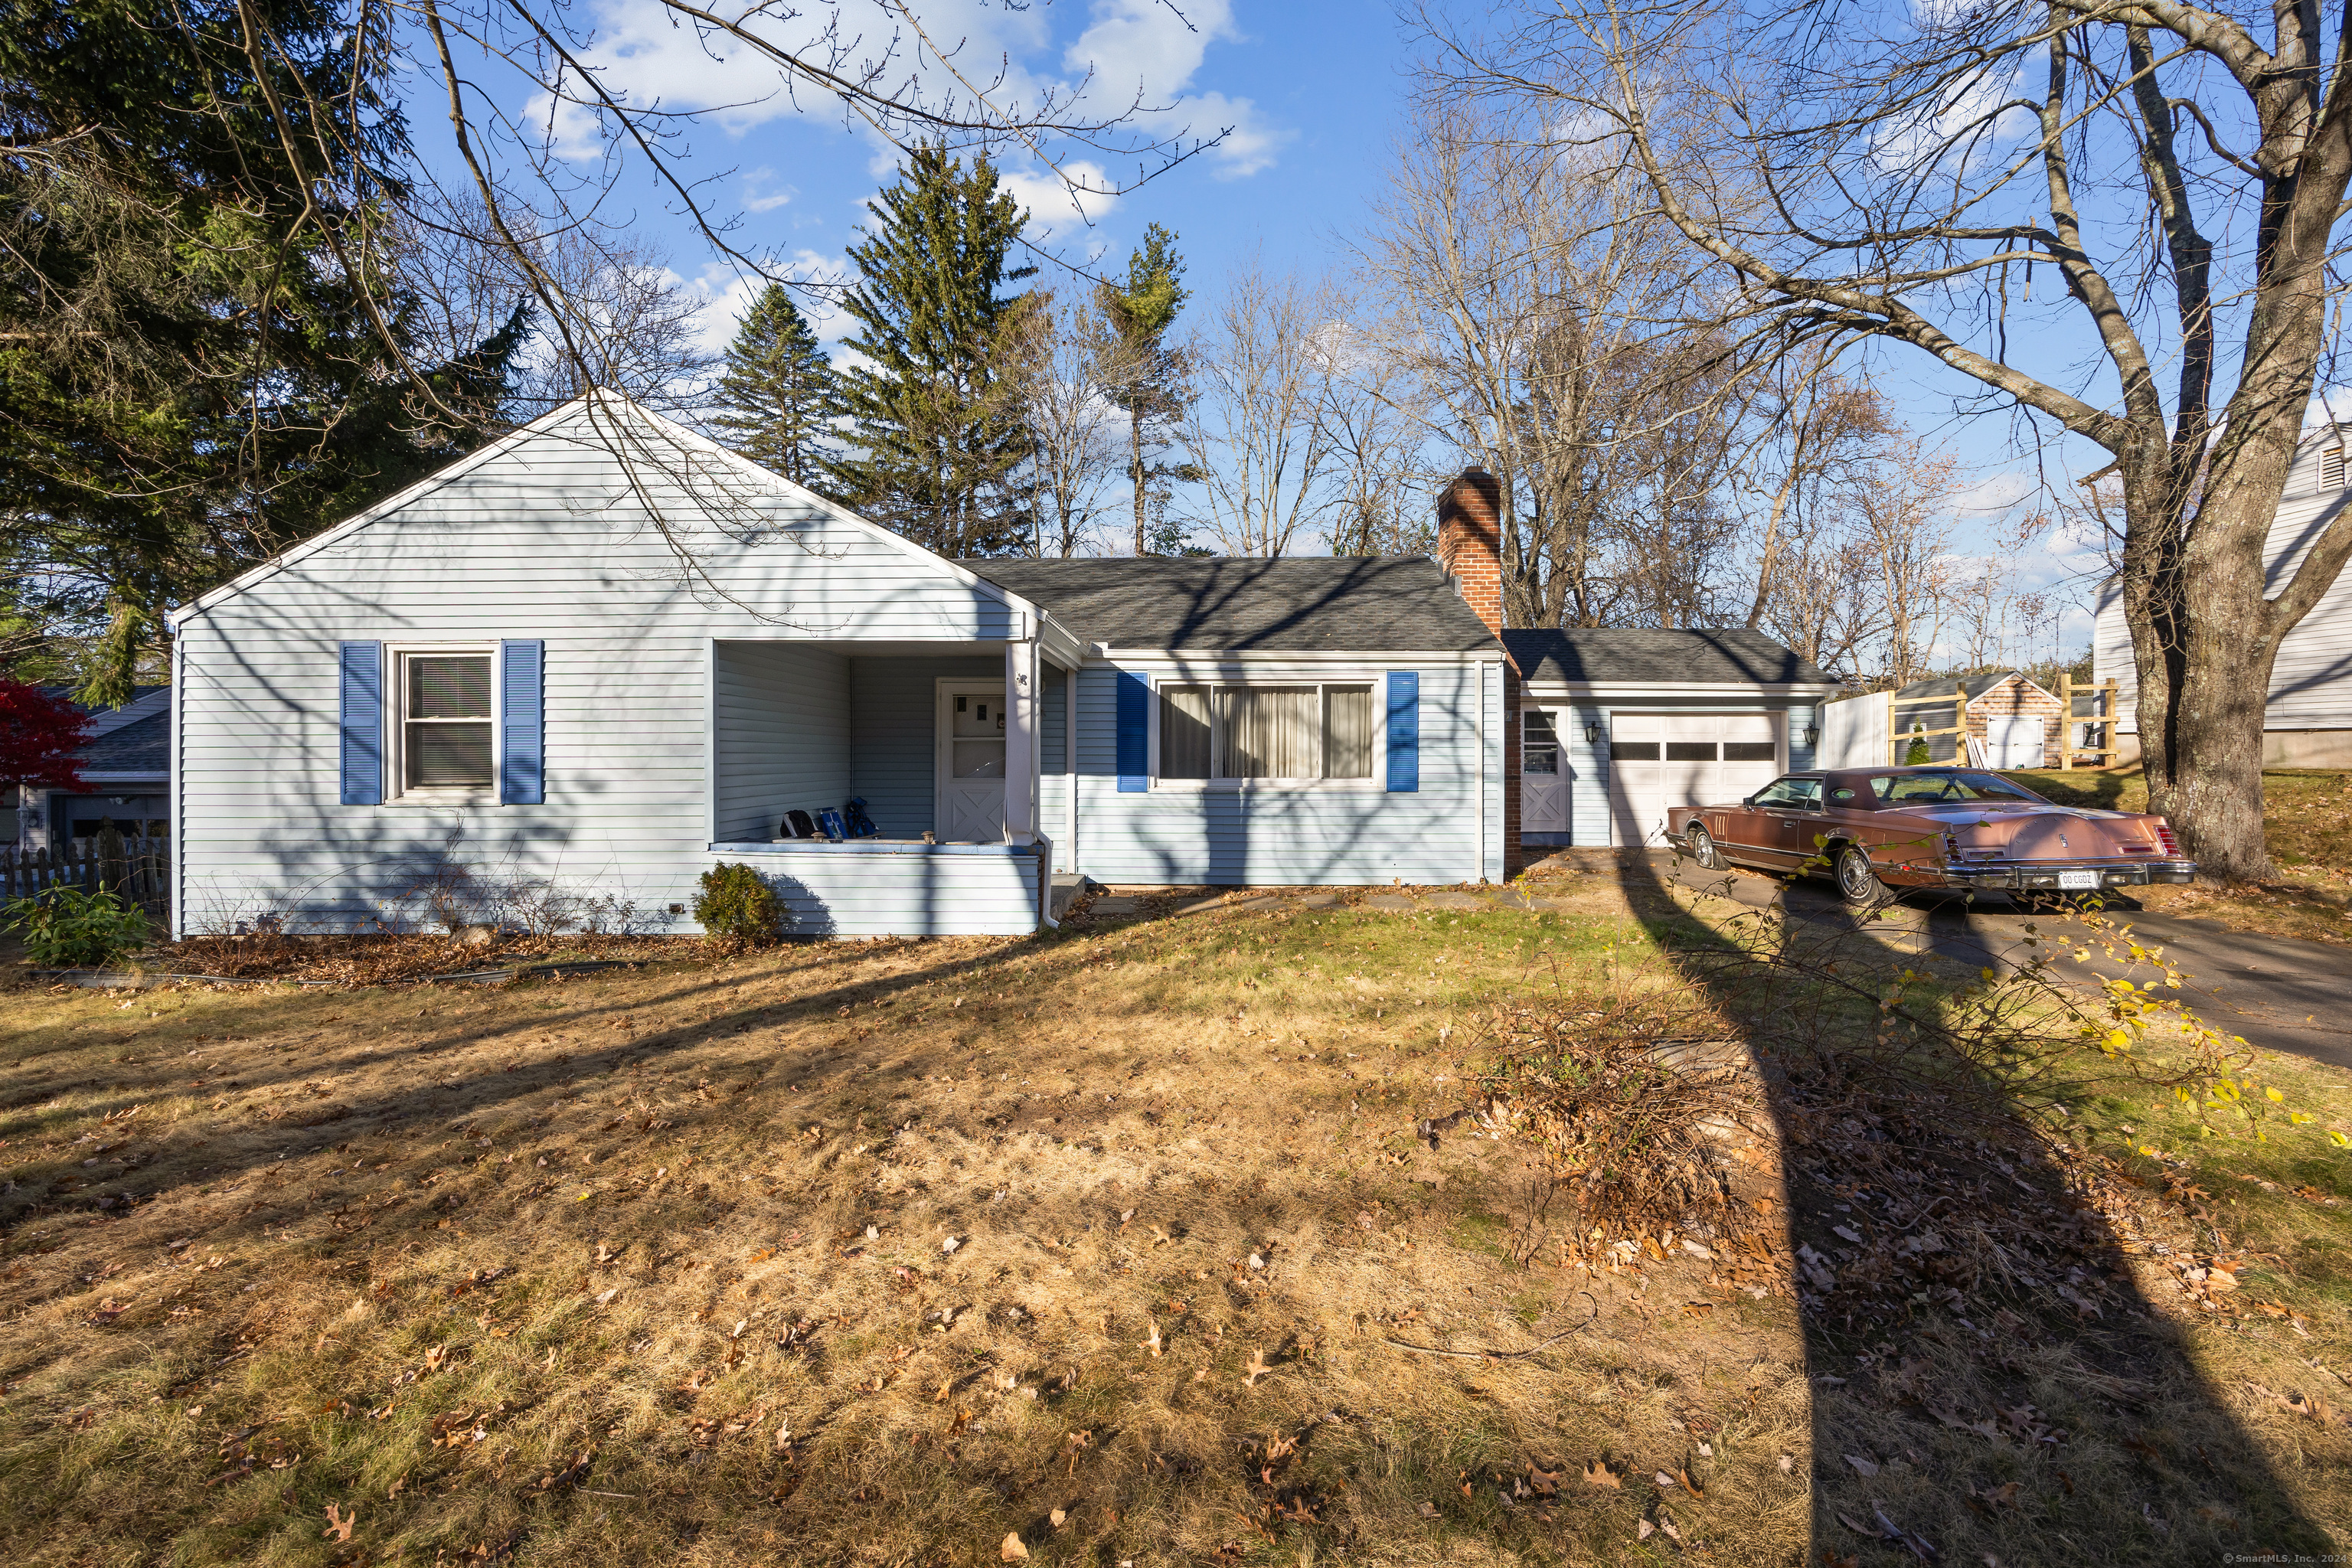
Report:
0,832,170,919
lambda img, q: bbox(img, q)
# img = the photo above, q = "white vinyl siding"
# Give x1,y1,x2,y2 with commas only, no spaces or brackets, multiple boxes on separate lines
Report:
1080,658,1504,885
2094,426,2352,733
173,403,1036,938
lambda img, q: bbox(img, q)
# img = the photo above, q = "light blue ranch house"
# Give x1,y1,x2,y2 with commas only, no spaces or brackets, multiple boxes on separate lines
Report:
167,395,1836,939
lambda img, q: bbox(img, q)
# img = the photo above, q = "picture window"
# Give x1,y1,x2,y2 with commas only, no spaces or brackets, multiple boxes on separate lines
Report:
1159,682,1375,782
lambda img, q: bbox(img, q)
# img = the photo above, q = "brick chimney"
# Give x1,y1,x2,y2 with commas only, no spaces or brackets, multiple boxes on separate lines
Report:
1437,467,1504,639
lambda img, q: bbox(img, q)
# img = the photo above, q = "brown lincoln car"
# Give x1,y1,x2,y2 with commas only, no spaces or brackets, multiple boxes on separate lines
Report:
1665,766,2197,905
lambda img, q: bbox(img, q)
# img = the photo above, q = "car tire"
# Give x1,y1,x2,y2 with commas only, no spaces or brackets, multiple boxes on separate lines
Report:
1684,823,1724,871
1834,844,1886,906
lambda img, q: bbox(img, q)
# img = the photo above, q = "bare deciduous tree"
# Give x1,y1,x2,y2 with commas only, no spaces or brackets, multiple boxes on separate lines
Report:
1182,263,1346,558
1001,291,1124,557
1357,96,1750,629
1421,0,2352,877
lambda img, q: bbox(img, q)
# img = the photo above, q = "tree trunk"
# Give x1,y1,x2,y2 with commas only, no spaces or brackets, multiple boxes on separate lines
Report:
1130,403,1146,555
2124,434,2298,884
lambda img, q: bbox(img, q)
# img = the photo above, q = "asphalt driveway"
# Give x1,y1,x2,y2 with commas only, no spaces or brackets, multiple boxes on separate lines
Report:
1692,861,2352,1070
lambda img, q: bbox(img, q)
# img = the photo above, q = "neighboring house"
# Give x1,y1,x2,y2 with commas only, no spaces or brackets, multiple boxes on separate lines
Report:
1818,671,2065,770
5,685,172,849
2094,425,2352,767
1504,628,1840,848
169,397,1517,939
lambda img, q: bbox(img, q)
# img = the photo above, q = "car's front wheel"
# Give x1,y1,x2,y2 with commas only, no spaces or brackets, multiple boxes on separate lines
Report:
1834,843,1886,906
1684,822,1724,871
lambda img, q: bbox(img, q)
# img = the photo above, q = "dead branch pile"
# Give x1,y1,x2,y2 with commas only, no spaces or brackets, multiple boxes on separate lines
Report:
98,931,715,988
1469,988,1759,1245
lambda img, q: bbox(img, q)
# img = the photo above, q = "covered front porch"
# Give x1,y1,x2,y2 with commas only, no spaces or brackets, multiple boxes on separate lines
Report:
707,637,1076,936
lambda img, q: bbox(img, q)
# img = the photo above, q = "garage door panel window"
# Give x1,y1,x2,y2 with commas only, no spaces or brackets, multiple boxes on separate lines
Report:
1158,681,1377,782
1609,713,1787,846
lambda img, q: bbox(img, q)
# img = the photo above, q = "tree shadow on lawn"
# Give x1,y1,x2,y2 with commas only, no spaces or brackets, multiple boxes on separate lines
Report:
1616,850,2335,1563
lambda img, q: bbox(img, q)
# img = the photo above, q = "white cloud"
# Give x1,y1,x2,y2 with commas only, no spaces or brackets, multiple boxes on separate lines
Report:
531,0,1057,158
1063,2,1285,178
1067,0,1235,104
743,170,796,213
678,251,848,358
998,159,1122,237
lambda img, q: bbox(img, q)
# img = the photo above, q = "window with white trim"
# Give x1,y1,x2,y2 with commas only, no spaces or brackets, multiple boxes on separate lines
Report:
397,650,495,792
1158,682,1376,782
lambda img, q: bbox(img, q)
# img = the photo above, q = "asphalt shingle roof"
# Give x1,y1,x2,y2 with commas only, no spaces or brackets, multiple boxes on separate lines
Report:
1890,670,2029,700
79,709,168,776
962,557,1499,653
1503,628,1835,687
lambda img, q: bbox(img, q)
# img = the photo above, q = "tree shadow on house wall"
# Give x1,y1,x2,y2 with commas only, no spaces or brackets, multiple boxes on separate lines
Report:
1609,851,2334,1562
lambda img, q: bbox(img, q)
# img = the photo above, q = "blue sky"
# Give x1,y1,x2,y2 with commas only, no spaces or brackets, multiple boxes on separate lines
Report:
409,0,2105,651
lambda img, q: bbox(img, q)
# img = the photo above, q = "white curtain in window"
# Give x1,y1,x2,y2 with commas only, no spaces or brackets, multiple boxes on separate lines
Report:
1161,685,1212,779
1219,687,1318,778
1324,685,1373,778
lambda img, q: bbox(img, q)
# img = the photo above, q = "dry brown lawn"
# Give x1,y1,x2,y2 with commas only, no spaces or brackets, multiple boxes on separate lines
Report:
0,892,2346,1565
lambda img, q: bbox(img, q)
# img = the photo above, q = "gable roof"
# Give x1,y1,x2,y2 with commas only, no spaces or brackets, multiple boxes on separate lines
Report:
1503,628,1837,688
79,708,168,777
1890,669,2050,701
40,684,168,737
170,394,1082,664
962,557,1500,653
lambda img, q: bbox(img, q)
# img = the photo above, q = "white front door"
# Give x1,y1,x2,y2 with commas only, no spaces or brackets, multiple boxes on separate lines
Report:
1521,708,1569,834
1609,713,1785,845
1984,714,2046,769
936,681,1007,842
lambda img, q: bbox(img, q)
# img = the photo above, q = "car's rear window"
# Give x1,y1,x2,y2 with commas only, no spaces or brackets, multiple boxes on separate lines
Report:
1867,771,2044,804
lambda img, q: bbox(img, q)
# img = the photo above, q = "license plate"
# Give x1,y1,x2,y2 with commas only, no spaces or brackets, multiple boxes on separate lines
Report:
2057,870,2099,890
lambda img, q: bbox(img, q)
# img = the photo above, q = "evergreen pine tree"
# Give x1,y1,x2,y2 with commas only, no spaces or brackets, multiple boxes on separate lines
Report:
713,284,841,491
826,145,1037,556
1093,224,1194,555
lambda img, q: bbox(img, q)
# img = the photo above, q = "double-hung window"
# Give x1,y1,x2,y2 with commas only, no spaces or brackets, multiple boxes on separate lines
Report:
1158,681,1375,782
397,650,495,792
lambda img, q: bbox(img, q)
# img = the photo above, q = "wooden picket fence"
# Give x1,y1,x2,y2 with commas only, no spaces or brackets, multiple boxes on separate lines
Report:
0,832,170,920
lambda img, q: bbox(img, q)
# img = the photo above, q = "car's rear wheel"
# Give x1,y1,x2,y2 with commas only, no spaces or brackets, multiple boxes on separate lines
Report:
1834,843,1886,905
1684,823,1723,871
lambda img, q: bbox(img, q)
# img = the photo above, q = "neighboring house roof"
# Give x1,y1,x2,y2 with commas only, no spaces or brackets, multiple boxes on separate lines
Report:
39,684,168,737
962,557,1501,653
1503,628,1836,688
1890,670,2046,701
78,708,169,779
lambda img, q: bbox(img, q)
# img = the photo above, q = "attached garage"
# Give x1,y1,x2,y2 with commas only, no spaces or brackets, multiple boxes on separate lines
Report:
1606,711,1784,846
1502,629,1842,852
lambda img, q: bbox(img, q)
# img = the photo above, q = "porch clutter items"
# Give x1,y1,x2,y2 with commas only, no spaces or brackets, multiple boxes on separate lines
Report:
776,801,878,841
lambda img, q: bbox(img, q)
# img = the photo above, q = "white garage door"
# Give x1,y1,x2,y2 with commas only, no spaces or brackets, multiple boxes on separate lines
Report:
1609,713,1783,845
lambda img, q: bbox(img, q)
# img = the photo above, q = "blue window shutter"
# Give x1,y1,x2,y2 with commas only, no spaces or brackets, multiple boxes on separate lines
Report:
1116,671,1148,792
501,639,545,805
338,641,384,805
1386,671,1419,792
